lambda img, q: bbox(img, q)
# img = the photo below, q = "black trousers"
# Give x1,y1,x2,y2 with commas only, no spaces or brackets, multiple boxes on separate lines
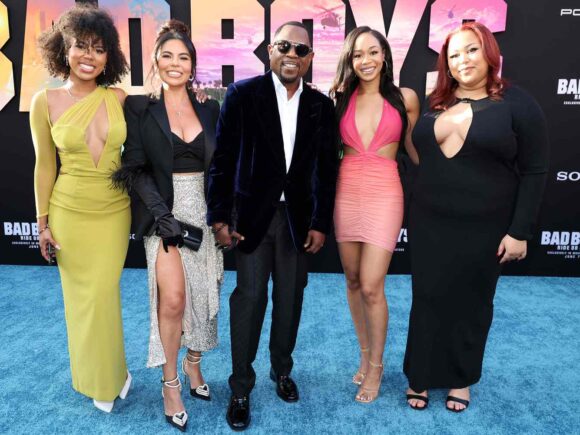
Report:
229,204,308,397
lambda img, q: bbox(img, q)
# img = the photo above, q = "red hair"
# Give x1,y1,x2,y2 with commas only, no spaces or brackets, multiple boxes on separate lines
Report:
430,21,507,111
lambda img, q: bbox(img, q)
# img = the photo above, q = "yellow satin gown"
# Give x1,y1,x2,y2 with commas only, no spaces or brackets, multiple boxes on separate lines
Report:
30,87,130,401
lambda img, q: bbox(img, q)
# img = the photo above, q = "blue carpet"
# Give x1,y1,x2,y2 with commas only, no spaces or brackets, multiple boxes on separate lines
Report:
0,265,578,434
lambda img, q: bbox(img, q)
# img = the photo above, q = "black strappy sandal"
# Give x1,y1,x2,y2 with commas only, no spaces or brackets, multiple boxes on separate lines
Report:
446,395,470,413
406,393,429,410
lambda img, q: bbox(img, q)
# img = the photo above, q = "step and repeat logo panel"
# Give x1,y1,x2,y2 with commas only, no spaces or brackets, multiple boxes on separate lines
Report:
2,222,39,251
540,231,580,261
0,1,578,275
557,79,580,106
0,0,510,111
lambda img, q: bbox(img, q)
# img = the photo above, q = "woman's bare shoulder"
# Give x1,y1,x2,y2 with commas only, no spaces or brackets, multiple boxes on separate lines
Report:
109,87,127,105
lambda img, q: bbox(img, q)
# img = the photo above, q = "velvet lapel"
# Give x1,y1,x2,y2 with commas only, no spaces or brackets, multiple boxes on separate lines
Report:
148,92,172,147
289,87,322,175
253,71,286,171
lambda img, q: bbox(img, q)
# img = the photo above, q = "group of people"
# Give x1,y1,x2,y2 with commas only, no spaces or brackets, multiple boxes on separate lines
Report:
31,4,548,432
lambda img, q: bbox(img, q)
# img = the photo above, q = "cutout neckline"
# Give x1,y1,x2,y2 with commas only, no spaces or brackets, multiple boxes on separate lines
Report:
45,87,112,168
433,103,474,160
352,87,386,152
48,87,101,128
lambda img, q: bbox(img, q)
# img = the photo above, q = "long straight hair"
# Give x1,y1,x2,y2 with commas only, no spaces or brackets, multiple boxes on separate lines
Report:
329,26,407,142
430,21,507,110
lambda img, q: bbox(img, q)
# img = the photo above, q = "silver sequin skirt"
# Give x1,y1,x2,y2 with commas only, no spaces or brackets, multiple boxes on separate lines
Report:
144,173,224,368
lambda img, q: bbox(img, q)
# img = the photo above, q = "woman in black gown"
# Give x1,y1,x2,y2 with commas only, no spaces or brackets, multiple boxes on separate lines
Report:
403,21,549,412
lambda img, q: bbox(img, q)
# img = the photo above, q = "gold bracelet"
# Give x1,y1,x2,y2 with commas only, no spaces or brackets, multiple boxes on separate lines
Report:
39,224,50,234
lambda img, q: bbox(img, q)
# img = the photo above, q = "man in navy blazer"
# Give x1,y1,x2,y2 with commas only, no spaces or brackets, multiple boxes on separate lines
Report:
207,21,338,431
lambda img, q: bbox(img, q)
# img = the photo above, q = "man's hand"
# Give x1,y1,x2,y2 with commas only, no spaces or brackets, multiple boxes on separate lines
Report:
212,222,244,251
303,230,325,254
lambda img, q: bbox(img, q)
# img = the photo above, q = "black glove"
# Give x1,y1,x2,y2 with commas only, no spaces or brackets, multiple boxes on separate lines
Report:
156,213,184,252
130,172,184,252
161,235,184,253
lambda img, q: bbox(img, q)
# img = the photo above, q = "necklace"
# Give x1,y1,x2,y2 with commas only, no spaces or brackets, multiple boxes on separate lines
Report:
66,87,81,101
65,86,95,102
167,94,187,117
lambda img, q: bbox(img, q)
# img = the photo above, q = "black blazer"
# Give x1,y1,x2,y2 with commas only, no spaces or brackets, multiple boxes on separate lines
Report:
206,71,339,254
118,89,220,240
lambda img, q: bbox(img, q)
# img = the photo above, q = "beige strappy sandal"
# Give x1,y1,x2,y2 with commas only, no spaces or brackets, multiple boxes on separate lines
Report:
352,347,369,385
355,360,384,403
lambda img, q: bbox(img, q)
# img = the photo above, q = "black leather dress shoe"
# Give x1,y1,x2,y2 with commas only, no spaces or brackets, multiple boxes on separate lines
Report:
270,368,299,402
226,395,251,431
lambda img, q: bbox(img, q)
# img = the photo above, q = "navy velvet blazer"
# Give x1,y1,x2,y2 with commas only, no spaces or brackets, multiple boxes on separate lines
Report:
207,71,339,254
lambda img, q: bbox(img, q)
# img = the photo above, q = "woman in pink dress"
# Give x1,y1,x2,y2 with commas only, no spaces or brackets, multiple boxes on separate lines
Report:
329,26,419,403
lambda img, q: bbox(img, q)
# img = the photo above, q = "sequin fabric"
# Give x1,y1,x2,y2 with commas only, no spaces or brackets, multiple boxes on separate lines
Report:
144,173,223,368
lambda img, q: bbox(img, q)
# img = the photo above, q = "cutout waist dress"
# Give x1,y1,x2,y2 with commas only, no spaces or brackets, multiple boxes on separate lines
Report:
334,88,404,252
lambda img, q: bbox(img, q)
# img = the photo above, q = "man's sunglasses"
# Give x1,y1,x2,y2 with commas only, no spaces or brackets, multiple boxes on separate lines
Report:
273,40,313,58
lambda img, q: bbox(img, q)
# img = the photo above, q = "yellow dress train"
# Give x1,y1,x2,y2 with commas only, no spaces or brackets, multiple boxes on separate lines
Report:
30,87,130,401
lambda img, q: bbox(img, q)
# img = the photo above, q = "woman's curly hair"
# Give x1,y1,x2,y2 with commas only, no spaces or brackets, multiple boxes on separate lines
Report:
37,3,129,86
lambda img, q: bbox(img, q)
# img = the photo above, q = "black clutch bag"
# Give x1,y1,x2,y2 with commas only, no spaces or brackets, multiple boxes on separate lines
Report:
179,221,203,251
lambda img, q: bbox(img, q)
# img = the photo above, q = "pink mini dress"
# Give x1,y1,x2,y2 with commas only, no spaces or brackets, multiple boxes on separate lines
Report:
334,88,404,252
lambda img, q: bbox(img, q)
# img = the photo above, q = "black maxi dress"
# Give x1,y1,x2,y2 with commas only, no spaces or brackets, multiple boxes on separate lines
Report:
403,86,549,392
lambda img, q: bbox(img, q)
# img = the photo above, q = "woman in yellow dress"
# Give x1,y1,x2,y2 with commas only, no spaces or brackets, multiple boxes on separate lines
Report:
30,4,132,412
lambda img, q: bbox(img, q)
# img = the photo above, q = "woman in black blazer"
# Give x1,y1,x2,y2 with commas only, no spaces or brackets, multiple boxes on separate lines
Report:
113,20,222,431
